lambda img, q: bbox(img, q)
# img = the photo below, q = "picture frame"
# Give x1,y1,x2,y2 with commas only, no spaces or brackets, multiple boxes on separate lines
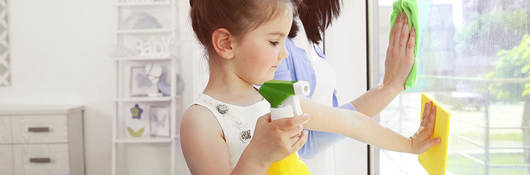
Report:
150,106,170,137
129,66,161,97
125,103,151,138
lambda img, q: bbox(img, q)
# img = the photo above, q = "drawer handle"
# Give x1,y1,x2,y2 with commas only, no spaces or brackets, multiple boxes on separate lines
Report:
29,157,51,163
27,127,50,133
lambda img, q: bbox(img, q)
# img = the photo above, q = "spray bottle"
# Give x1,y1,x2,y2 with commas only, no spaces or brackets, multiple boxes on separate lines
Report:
258,80,312,175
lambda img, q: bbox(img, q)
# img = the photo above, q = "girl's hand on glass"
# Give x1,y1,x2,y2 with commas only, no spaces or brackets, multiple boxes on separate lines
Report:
383,12,415,92
244,113,309,164
409,101,441,154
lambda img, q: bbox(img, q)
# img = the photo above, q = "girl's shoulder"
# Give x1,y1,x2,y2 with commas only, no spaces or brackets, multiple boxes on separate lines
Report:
181,104,225,140
180,104,234,174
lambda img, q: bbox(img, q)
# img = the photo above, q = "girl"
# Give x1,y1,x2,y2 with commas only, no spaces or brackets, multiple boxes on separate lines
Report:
181,0,439,174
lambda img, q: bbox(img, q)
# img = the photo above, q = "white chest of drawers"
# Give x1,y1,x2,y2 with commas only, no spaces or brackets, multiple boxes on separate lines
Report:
0,106,85,175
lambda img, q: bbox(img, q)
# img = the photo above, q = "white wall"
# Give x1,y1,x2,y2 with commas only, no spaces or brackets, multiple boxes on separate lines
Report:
1,0,114,175
1,0,198,174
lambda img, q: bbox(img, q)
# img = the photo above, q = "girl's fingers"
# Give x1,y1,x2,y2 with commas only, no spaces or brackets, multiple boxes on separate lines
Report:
421,102,437,139
422,138,441,152
288,125,304,139
275,114,310,131
421,102,433,132
290,130,308,153
422,101,432,120
428,104,437,131
420,108,428,126
414,102,441,154
418,102,435,140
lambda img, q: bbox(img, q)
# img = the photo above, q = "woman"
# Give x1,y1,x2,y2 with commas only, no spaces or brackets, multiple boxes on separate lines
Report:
274,0,415,173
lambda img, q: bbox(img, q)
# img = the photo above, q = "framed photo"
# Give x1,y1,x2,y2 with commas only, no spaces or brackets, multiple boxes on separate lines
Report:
0,0,10,86
129,66,160,97
150,106,170,137
125,103,150,138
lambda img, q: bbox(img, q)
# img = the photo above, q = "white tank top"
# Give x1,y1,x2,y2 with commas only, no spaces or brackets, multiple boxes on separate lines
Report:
193,94,271,169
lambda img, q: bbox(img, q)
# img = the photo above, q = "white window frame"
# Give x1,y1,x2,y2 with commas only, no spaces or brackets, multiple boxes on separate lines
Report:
367,0,382,174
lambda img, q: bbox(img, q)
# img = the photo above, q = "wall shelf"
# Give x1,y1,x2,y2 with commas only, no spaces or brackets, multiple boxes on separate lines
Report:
112,1,182,174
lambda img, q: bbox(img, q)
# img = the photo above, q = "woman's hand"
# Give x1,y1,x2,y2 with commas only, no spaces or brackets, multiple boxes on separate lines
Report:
408,101,441,154
382,12,416,92
241,113,309,165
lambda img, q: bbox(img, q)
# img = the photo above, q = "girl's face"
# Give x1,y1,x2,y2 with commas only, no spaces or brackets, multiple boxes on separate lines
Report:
231,7,293,85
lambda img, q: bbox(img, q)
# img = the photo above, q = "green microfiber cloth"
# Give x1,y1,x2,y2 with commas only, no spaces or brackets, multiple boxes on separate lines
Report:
390,0,419,90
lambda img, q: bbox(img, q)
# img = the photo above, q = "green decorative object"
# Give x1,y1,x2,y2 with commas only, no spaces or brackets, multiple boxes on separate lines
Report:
127,127,145,137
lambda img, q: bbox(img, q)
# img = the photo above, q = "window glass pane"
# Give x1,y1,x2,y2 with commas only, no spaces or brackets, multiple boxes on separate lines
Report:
375,0,529,175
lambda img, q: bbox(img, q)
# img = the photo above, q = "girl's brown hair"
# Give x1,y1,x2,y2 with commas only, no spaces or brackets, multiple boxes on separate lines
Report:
190,0,299,53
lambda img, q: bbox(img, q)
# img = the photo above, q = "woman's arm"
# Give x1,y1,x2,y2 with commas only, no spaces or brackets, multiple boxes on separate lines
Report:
350,84,401,117
350,13,416,117
301,98,440,154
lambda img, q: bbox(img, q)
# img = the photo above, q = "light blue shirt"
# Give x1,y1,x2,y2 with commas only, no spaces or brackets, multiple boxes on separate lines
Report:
274,38,357,159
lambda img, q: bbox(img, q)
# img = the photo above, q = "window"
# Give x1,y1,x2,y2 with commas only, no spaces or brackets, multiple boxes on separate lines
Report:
371,0,529,174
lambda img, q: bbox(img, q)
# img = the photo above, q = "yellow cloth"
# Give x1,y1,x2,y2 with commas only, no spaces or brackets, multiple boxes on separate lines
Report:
418,94,451,175
267,153,311,175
